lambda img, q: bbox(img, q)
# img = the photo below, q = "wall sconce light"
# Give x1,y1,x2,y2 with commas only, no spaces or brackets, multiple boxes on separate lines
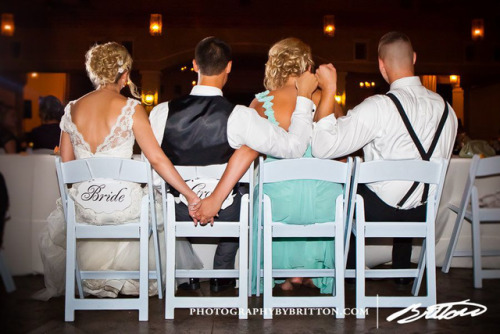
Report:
323,15,335,37
449,75,460,87
142,91,157,106
1,13,14,36
471,19,484,40
359,81,376,88
149,14,163,36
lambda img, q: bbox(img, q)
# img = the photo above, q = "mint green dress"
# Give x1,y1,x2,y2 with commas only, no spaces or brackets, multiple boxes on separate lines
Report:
251,91,343,294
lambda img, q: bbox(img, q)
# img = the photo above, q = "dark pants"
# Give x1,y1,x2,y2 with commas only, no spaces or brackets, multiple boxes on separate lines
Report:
175,193,241,269
347,184,426,270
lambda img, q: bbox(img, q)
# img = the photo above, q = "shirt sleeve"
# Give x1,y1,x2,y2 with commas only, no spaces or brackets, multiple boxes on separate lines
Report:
227,96,313,159
311,97,381,159
148,102,169,145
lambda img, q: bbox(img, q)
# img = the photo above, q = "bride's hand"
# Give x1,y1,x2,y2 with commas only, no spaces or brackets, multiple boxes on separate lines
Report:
295,71,318,100
195,195,222,226
186,194,201,225
315,63,337,92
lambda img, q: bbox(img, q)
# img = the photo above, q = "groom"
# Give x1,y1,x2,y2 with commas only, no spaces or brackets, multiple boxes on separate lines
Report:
150,37,317,292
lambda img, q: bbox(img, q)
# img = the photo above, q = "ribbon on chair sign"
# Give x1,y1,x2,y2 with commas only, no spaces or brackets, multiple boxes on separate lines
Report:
176,178,236,210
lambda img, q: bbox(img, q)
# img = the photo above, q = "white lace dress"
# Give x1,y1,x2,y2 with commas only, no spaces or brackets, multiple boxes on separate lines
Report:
33,98,202,301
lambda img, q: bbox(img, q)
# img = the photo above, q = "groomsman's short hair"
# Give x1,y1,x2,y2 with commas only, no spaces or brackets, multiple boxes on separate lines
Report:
195,37,232,76
378,31,413,59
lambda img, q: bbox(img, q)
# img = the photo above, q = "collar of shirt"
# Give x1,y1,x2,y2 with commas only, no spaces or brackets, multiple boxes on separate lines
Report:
389,76,422,91
190,85,223,97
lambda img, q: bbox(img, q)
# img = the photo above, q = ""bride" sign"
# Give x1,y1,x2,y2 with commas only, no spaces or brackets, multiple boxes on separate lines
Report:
75,180,132,214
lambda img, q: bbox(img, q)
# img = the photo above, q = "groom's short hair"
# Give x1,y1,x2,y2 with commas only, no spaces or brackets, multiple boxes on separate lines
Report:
195,37,232,76
378,31,413,60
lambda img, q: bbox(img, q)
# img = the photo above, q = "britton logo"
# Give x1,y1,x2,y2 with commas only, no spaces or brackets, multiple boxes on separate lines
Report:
386,300,487,324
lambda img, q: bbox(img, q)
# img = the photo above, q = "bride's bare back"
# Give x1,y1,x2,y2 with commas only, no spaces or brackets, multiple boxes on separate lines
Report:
70,89,128,154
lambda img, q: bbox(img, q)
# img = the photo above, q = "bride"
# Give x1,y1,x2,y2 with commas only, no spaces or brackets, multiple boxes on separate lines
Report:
34,42,204,300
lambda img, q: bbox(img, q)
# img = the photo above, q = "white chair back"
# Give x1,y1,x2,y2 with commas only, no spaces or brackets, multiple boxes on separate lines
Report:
257,157,352,319
163,162,254,319
56,157,160,322
351,157,448,318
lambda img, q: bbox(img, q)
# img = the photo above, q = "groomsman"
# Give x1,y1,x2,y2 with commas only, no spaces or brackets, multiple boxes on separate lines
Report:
312,31,458,284
150,37,317,292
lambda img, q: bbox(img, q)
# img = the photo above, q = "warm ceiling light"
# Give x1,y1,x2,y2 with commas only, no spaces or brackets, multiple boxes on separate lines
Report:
323,15,335,37
149,14,163,36
191,81,196,86
1,13,14,36
30,72,38,78
471,19,484,40
450,75,458,83
371,82,375,87
359,82,364,87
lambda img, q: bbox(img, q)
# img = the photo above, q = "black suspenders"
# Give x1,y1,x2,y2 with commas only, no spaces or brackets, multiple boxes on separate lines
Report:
386,93,449,208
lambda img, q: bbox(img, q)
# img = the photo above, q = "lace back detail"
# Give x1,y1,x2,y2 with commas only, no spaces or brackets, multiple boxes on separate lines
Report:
61,101,91,153
97,99,139,153
255,90,279,126
60,98,140,157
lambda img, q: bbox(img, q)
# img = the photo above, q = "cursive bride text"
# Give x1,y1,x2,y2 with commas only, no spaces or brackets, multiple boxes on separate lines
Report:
80,184,128,202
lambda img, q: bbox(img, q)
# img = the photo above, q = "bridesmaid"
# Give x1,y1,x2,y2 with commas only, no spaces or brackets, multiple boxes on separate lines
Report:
251,38,343,293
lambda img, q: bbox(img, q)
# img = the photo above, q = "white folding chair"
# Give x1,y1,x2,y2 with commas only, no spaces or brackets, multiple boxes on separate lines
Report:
259,157,352,319
442,155,500,288
163,163,253,319
352,157,448,318
56,157,162,322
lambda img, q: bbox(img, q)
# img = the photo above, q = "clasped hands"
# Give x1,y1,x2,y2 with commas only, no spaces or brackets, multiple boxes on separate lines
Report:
187,194,221,226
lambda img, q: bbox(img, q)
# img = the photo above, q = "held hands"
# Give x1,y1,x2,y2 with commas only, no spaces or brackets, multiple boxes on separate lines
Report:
193,195,224,226
315,63,337,92
295,69,318,100
186,194,202,225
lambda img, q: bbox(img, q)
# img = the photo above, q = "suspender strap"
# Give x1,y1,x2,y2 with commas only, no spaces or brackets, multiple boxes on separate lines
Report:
386,93,449,207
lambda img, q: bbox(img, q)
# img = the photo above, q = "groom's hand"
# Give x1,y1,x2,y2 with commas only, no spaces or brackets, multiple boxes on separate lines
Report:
296,71,318,100
195,196,222,226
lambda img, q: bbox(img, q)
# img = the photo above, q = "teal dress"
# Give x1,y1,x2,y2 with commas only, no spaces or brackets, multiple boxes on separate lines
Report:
251,91,343,294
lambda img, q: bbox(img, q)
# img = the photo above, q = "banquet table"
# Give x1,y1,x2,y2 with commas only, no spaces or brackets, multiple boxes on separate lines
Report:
0,155,499,275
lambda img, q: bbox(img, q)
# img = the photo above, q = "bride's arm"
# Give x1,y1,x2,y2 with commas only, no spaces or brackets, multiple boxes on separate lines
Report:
59,132,75,162
132,105,201,213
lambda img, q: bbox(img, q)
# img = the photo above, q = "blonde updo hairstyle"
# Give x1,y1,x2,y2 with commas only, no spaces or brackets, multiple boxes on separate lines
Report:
264,38,314,91
85,42,140,98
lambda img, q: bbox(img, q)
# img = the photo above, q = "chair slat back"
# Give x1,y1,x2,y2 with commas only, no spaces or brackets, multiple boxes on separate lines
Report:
260,157,352,184
57,157,149,184
353,158,448,209
476,156,500,177
175,163,252,184
357,159,445,185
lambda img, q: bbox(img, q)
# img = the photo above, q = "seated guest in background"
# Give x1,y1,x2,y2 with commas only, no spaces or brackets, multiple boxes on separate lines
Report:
26,95,64,151
312,31,458,284
0,102,18,154
34,42,202,300
248,38,344,293
150,36,317,292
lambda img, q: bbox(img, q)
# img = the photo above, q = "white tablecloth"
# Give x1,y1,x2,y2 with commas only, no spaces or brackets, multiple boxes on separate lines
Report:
0,155,498,275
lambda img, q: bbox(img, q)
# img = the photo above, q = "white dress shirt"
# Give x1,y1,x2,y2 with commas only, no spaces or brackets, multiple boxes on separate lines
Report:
149,85,313,184
312,76,458,209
